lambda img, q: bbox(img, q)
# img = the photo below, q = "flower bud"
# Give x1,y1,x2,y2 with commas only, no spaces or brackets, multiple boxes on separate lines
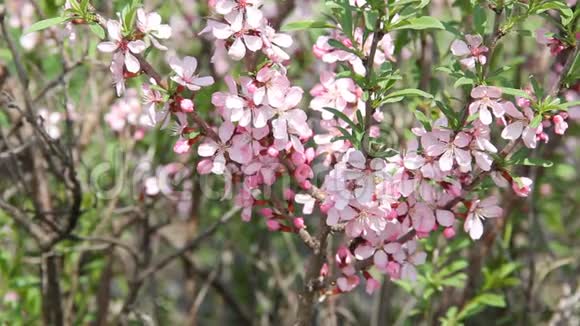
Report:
512,177,533,197
293,217,305,229
443,227,456,239
180,98,194,112
266,219,281,231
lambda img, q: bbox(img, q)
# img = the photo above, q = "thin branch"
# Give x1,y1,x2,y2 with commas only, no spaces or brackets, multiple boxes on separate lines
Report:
137,207,241,282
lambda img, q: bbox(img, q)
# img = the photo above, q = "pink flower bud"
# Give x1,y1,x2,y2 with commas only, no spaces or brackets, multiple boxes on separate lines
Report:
516,96,531,109
173,138,191,154
553,114,568,135
320,263,329,277
293,217,305,229
443,227,456,239
512,177,533,197
266,219,281,231
386,261,401,280
336,246,352,265
180,99,194,112
260,208,273,218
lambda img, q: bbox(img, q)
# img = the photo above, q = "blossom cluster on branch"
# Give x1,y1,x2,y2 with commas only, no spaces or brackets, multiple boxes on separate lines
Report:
59,0,577,303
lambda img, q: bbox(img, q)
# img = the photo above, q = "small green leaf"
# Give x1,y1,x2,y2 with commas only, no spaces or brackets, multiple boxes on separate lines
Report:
339,0,353,38
24,16,69,34
511,157,554,167
322,107,359,131
473,5,488,35
280,20,334,31
476,293,506,308
89,24,106,39
364,10,379,30
385,88,434,99
454,77,474,88
393,16,445,31
327,39,359,55
414,110,432,131
497,86,532,99
559,100,580,109
529,115,542,128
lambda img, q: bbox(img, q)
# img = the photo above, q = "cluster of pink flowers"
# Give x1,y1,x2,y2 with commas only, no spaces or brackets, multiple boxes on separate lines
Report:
104,89,152,140
90,2,573,297
201,0,292,62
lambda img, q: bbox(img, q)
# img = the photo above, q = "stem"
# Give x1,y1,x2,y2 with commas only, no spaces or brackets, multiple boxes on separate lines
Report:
363,19,384,149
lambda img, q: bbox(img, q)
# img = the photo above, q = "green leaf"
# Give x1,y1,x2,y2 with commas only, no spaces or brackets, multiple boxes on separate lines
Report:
327,39,359,55
385,88,434,100
393,16,445,31
476,293,506,308
511,157,554,168
24,16,69,34
364,10,379,30
497,86,532,99
454,77,474,88
322,107,359,131
339,0,354,38
280,20,334,31
89,24,106,39
529,114,542,128
414,110,432,131
473,5,488,35
559,100,580,109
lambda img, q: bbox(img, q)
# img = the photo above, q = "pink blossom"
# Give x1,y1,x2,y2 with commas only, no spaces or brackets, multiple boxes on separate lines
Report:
169,56,215,91
215,0,263,29
553,114,568,135
512,177,533,197
450,34,488,69
142,84,169,127
500,101,540,148
110,52,126,96
421,130,472,171
364,275,381,294
207,15,263,60
464,196,503,240
98,20,147,73
468,86,504,125
270,86,311,147
337,275,360,292
197,122,237,174
310,72,360,119
173,138,191,154
260,25,293,62
254,66,290,107
136,8,172,50
469,121,497,171
242,154,281,185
